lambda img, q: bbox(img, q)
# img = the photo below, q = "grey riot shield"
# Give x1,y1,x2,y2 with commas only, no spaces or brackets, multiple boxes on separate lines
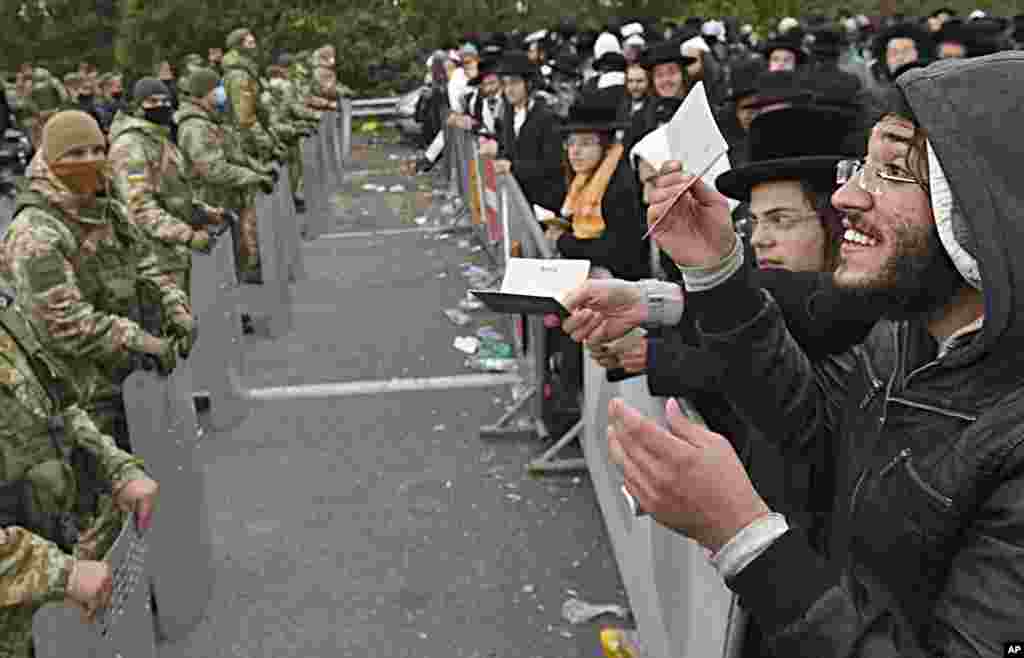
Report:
122,367,213,643
189,232,250,431
338,99,353,165
299,135,323,239
33,519,158,658
275,167,308,281
0,195,14,236
323,110,342,187
234,192,293,339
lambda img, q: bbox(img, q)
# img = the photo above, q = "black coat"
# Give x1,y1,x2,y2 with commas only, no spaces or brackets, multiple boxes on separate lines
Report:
556,155,651,281
497,96,567,213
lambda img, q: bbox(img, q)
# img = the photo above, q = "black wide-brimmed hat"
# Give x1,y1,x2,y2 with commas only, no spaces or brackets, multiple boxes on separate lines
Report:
872,22,935,62
724,58,766,102
935,19,970,47
744,70,813,110
809,29,846,59
638,38,697,69
559,87,632,134
594,51,628,73
715,105,858,201
762,35,808,66
496,50,539,78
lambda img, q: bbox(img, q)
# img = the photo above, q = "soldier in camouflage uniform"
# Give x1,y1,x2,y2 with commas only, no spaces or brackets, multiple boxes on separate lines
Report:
266,58,316,212
174,69,273,281
177,54,206,100
1,110,191,452
94,74,125,134
222,27,285,283
222,27,283,164
0,292,159,658
11,64,69,150
108,78,227,300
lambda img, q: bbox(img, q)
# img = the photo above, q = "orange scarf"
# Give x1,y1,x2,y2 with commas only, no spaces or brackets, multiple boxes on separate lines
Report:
561,144,624,240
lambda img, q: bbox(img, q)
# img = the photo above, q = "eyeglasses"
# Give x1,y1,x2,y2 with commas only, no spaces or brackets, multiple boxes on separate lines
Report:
836,158,927,196
739,212,819,235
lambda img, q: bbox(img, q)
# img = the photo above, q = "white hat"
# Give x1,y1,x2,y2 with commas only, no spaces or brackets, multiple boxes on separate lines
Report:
778,16,800,34
524,29,549,44
681,35,711,54
594,32,623,59
969,9,987,20
620,22,645,38
624,34,646,48
702,20,725,40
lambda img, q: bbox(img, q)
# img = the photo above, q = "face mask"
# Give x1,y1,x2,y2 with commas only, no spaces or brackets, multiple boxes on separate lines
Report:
213,86,227,110
50,159,107,196
144,106,174,126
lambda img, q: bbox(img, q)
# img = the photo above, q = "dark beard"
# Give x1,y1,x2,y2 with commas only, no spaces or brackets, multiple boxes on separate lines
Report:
837,223,965,321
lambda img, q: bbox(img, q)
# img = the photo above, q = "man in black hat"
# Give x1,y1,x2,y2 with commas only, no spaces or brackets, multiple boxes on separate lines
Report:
622,37,696,153
716,58,765,169
621,63,650,122
462,56,503,136
928,7,958,33
481,50,566,214
764,34,807,72
935,20,971,59
872,22,934,84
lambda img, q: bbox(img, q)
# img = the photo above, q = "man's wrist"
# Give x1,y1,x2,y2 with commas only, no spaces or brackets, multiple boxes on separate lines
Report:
679,233,743,293
636,280,685,328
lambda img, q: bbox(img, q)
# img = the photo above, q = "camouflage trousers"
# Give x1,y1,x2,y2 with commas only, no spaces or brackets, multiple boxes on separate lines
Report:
287,142,303,201
237,204,260,279
0,498,124,658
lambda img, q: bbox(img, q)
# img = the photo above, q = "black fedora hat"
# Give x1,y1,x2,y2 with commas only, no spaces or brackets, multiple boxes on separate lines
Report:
559,87,631,134
873,22,934,61
496,50,539,78
762,35,808,66
724,58,766,102
809,29,846,58
745,70,813,110
638,37,697,69
594,51,628,73
716,105,857,202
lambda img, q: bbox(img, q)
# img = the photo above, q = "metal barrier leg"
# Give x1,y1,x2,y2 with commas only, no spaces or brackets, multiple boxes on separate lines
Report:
527,419,587,472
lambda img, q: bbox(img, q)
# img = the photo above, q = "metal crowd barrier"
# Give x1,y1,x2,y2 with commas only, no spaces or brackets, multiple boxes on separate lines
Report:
441,125,747,657
351,96,401,118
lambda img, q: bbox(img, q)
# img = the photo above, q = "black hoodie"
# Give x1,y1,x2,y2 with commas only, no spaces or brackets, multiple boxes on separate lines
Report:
684,52,1024,657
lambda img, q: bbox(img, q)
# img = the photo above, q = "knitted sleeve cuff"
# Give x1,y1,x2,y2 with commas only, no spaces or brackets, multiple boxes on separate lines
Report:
679,233,744,293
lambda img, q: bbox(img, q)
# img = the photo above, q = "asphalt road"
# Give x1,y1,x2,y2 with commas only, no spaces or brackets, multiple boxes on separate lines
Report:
168,134,632,657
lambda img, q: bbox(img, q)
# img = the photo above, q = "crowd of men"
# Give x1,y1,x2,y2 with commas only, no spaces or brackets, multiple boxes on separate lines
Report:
415,8,1024,658
0,26,350,657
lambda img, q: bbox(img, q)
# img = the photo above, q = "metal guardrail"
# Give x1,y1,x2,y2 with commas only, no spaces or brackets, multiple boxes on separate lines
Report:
351,97,401,118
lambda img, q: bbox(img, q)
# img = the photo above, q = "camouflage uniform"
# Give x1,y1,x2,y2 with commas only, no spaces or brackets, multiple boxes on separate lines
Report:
268,72,320,204
174,96,271,275
107,110,221,299
19,69,69,149
221,31,281,163
0,299,147,658
177,54,206,101
1,153,191,452
264,68,313,205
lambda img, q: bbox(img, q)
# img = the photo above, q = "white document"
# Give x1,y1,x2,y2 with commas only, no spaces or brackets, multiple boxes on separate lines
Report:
470,258,591,317
630,82,738,211
500,258,591,300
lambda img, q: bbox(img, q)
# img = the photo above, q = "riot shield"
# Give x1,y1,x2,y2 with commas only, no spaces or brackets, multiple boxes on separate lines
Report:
189,232,251,431
32,519,158,658
234,192,293,339
122,367,214,643
299,134,323,239
274,166,307,282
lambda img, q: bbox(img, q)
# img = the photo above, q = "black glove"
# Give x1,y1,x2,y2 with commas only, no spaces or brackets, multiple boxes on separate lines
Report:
269,168,280,185
259,179,274,195
190,204,211,229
